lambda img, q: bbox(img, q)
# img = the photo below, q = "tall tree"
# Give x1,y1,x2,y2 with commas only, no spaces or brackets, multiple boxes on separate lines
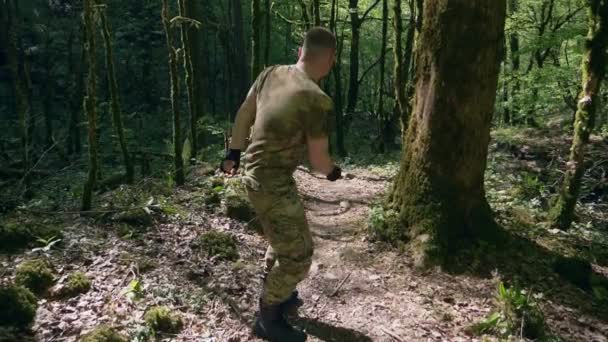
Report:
313,0,321,26
330,0,346,156
162,0,185,186
3,0,31,196
99,5,133,184
81,0,99,210
506,0,520,125
551,0,608,230
385,0,507,267
251,0,262,79
231,0,249,113
346,0,381,116
264,0,271,66
376,0,388,152
66,27,83,157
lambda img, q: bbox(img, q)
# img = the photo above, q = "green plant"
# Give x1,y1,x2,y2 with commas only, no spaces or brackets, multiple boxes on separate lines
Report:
14,259,55,296
197,231,239,261
0,285,38,328
471,281,545,339
58,272,92,298
32,235,62,253
367,206,407,244
144,306,183,334
515,173,545,200
120,279,144,302
79,326,127,342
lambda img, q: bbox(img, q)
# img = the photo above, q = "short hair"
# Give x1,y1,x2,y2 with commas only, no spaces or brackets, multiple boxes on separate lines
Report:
303,27,336,57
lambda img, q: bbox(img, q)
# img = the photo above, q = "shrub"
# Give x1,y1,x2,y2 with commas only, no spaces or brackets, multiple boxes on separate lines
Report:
79,326,127,342
0,285,38,328
196,231,239,261
14,259,55,296
367,206,406,244
58,272,91,298
144,306,183,334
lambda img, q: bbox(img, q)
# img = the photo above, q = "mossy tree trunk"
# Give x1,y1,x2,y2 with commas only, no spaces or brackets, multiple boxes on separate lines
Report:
178,0,199,162
162,0,185,186
82,0,99,210
376,0,388,152
551,0,608,230
507,0,520,126
386,0,507,267
251,0,262,80
99,5,133,184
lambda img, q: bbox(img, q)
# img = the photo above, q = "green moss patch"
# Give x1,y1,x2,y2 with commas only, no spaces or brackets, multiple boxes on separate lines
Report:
15,259,55,296
0,218,63,253
195,231,239,261
57,272,91,298
366,206,408,244
0,285,38,328
79,326,127,342
144,306,183,334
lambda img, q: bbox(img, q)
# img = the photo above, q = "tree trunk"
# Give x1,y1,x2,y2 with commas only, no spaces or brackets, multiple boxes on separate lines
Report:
298,0,311,30
385,0,507,267
162,0,185,186
346,0,361,116
99,7,133,184
551,0,608,230
507,0,520,125
313,0,321,26
82,0,99,210
178,0,197,162
376,0,388,152
3,0,31,197
231,0,249,111
331,0,346,157
183,0,204,160
264,0,271,66
251,0,262,79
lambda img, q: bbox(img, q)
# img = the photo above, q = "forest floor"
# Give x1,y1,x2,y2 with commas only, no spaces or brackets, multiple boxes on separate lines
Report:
1,127,608,342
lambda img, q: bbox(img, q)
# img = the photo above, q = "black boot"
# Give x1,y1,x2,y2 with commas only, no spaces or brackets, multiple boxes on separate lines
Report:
281,290,304,317
253,300,307,342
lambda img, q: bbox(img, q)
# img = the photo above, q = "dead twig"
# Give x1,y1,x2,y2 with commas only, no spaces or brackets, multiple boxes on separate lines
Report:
382,328,404,342
330,272,351,297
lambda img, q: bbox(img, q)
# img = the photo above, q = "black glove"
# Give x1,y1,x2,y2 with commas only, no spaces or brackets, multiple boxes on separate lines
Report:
220,149,241,173
327,165,342,182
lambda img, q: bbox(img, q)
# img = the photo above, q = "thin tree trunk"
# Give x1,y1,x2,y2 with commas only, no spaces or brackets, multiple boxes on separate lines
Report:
376,0,388,152
99,6,133,184
183,0,204,160
385,0,507,268
507,0,520,125
551,0,608,230
162,0,185,186
82,0,99,210
331,0,346,156
231,0,249,110
264,0,271,66
178,0,197,162
298,0,311,30
313,0,321,26
251,0,262,79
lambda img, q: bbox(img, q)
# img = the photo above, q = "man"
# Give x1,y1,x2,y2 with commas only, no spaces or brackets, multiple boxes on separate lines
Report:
221,27,341,341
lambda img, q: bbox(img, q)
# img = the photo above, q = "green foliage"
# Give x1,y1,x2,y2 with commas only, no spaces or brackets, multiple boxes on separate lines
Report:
196,231,239,261
144,306,183,334
471,281,545,340
58,272,92,298
121,279,144,302
0,285,38,328
0,219,63,253
515,172,545,200
79,326,127,342
367,205,407,244
14,259,55,296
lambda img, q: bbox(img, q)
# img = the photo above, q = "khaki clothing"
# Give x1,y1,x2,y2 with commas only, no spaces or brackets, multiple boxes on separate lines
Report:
231,65,332,305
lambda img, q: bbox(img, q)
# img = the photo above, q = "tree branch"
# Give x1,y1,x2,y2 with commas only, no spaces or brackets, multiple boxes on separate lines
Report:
358,48,392,85
361,0,381,23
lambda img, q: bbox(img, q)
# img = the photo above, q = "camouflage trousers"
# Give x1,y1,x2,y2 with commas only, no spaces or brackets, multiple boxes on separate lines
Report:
244,174,313,305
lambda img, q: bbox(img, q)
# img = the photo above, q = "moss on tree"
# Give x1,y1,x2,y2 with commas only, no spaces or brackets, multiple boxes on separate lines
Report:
15,259,55,296
0,285,38,328
79,326,127,342
144,306,183,334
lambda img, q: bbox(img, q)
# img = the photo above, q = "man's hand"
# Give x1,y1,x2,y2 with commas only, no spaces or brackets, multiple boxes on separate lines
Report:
220,149,241,175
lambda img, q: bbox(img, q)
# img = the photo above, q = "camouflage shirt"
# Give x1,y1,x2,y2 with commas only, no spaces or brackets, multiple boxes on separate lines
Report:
230,65,333,181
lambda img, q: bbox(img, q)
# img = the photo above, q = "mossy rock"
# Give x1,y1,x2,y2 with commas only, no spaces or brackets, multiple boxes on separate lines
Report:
144,306,183,334
15,259,55,296
0,285,38,328
114,208,153,227
196,231,239,261
57,272,91,298
223,194,255,222
0,220,63,253
79,326,127,342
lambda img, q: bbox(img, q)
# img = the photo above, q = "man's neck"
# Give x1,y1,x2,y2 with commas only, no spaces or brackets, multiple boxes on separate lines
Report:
295,60,321,83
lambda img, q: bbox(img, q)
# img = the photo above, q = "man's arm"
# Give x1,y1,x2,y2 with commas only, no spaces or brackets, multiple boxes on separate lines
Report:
307,135,333,175
221,88,256,173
